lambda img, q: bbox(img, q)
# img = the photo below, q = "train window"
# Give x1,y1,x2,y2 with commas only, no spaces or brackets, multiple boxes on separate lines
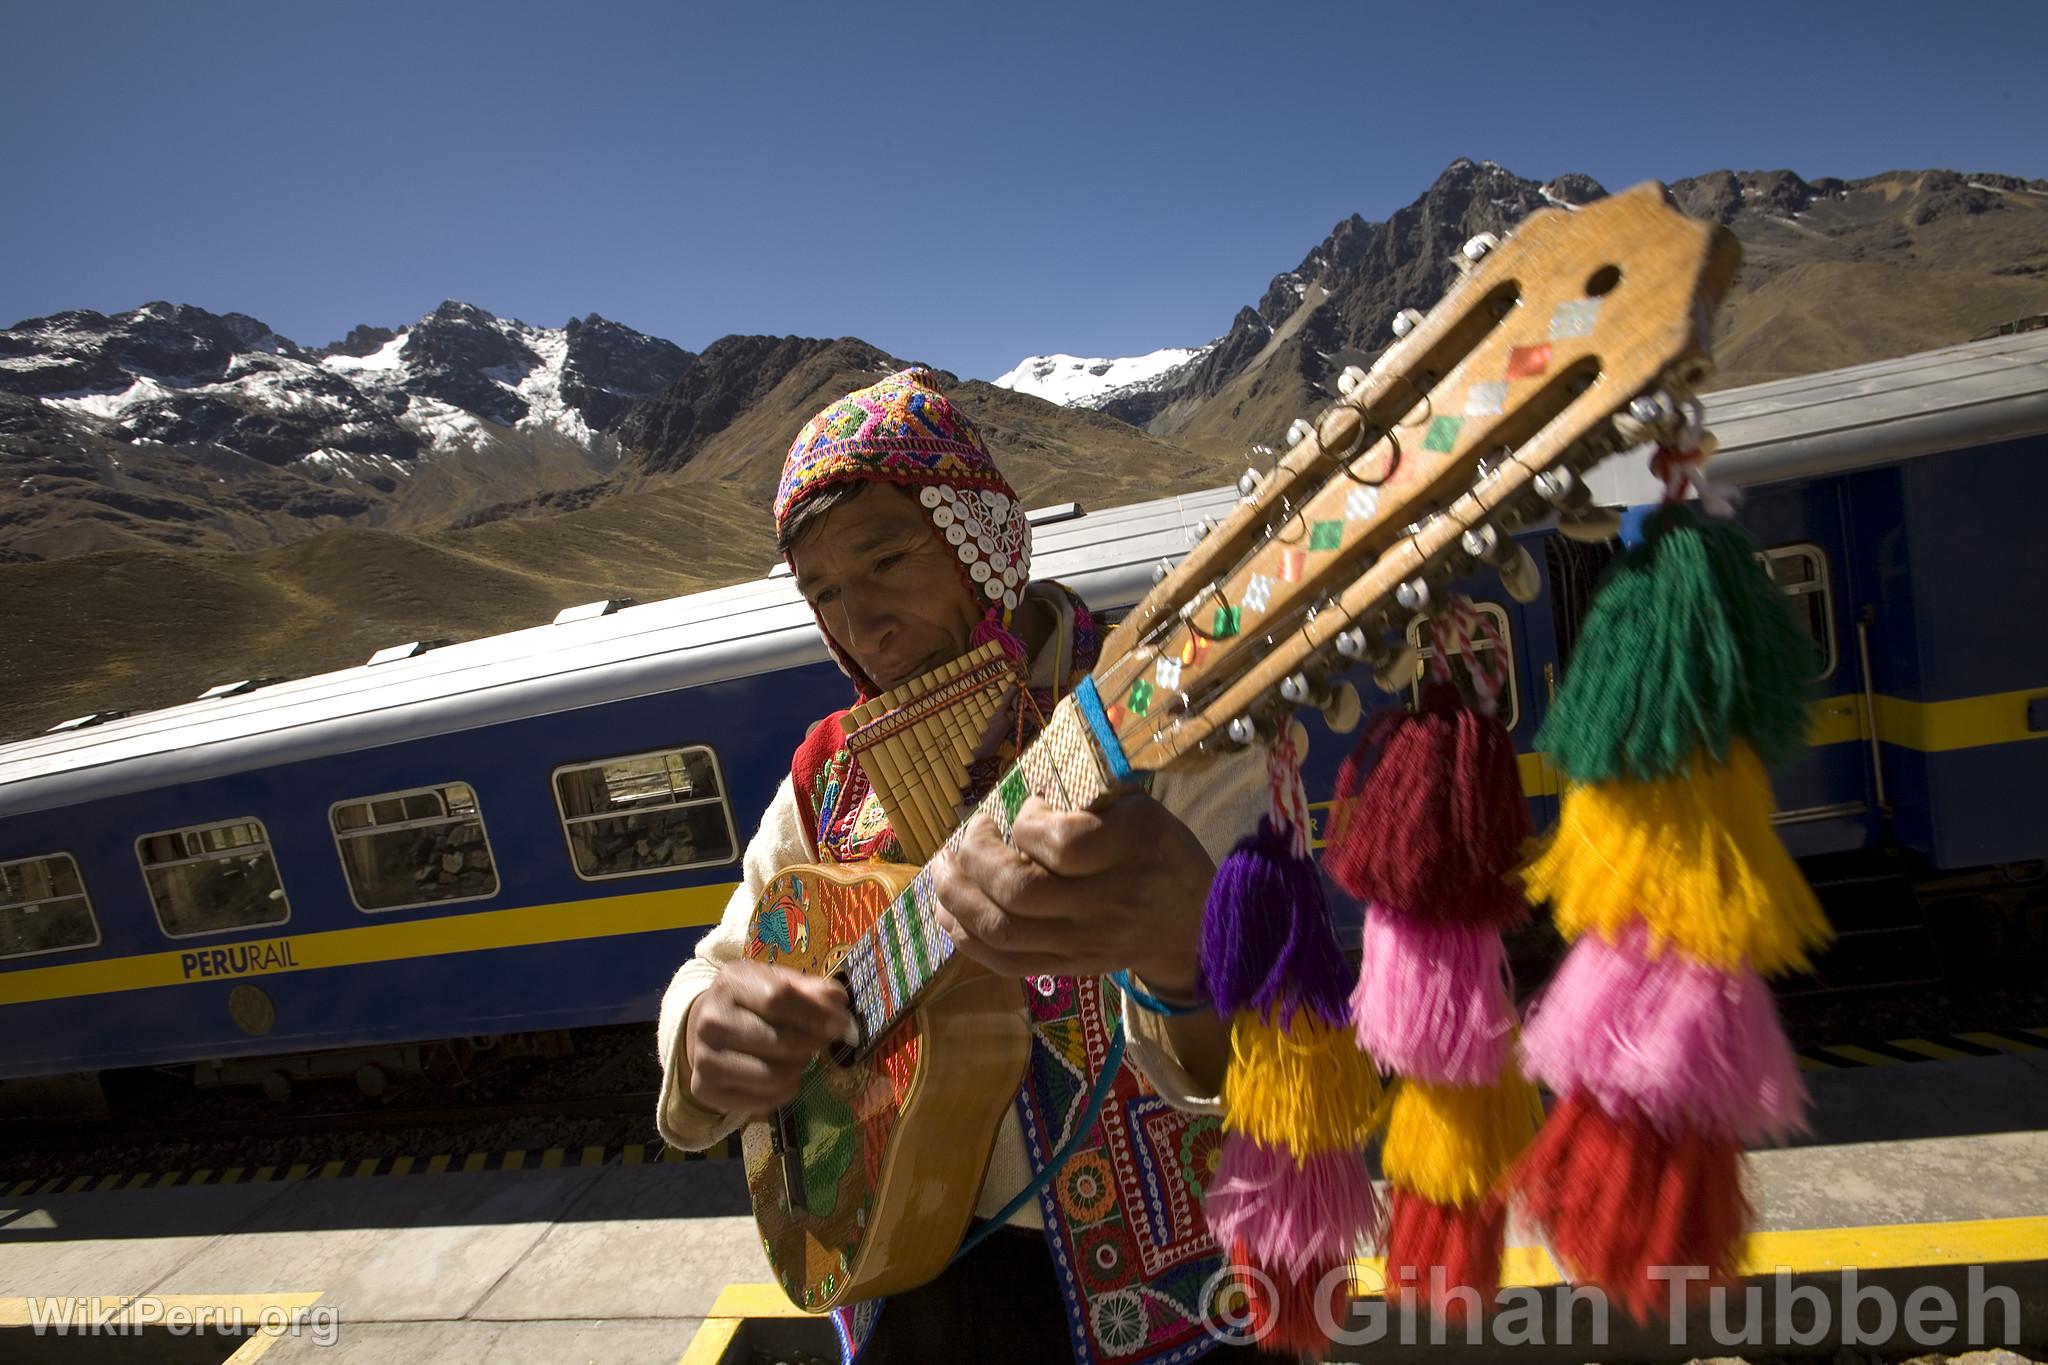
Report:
553,747,738,881
1757,544,1837,681
1406,602,1521,732
136,819,290,938
0,853,100,960
331,782,500,913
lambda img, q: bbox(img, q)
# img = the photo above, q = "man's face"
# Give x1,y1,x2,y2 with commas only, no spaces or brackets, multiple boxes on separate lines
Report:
789,484,984,693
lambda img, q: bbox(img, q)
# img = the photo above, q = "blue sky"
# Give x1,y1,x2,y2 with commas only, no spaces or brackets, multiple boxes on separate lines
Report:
3,0,2043,380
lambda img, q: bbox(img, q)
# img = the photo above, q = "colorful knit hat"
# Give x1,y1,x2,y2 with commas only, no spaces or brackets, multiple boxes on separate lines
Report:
775,367,1033,697
776,367,1031,612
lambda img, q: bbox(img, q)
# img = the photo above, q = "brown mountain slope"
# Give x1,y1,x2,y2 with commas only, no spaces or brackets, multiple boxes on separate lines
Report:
1149,166,2048,458
0,376,1229,742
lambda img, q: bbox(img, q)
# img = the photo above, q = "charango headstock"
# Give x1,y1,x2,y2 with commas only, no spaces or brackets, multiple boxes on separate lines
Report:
1091,182,1740,769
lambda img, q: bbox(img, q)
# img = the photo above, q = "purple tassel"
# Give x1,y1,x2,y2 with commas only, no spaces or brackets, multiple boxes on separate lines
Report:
1351,905,1515,1087
1520,925,1810,1144
1204,1134,1386,1280
1200,817,1352,1026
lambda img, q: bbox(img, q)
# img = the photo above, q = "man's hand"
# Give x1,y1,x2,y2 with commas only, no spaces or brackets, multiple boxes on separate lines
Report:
683,959,852,1115
930,792,1215,998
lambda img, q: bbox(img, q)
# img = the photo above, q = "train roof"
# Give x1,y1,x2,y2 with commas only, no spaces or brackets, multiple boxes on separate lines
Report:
1584,324,2048,505
5,327,2047,816
0,488,1241,816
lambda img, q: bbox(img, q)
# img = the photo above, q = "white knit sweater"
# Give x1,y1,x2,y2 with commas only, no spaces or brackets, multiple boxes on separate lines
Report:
654,584,1271,1228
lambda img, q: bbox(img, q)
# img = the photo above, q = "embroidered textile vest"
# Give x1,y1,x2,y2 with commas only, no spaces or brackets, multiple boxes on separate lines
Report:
789,590,1229,1365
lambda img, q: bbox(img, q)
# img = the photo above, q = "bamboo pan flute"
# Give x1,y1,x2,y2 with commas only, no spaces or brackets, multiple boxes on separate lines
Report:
839,641,1021,863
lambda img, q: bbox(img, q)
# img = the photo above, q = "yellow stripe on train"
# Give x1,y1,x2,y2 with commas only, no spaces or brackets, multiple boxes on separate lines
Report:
0,882,734,1007
1809,689,2047,753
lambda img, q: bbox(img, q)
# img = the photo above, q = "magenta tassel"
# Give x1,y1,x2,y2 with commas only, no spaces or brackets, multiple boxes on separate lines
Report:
1351,905,1514,1087
1520,924,1810,1144
1204,1135,1386,1280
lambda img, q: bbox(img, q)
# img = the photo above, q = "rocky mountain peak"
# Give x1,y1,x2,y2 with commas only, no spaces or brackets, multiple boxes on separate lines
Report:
621,334,897,478
318,324,399,359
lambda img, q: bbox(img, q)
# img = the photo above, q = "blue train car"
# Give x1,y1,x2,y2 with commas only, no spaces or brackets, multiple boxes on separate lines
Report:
2,328,2044,1093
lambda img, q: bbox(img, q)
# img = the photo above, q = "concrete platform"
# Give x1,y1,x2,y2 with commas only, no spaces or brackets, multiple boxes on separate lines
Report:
0,1049,2041,1363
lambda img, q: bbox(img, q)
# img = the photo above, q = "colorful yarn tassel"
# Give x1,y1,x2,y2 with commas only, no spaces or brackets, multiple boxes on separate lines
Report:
1200,727,1385,1356
1522,743,1830,975
1325,621,1537,1323
1206,1140,1383,1280
1520,925,1808,1144
1325,680,1530,928
1352,907,1514,1086
1510,484,1829,1321
1535,501,1817,782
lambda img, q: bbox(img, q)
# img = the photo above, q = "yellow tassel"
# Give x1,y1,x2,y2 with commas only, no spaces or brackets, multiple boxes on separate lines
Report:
1521,742,1831,975
1379,1068,1543,1207
1222,1009,1386,1155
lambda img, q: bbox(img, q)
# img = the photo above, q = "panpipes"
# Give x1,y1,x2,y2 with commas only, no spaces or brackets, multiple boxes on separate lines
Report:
840,641,1023,862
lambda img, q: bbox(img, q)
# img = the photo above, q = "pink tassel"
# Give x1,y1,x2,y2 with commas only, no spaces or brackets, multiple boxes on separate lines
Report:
1204,1135,1386,1280
1351,906,1515,1087
1521,925,1809,1144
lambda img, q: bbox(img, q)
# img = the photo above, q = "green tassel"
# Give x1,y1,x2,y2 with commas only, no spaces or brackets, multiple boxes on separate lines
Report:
1538,504,1816,784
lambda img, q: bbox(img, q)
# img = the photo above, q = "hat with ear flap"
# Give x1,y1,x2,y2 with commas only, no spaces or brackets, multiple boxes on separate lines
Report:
775,366,1033,697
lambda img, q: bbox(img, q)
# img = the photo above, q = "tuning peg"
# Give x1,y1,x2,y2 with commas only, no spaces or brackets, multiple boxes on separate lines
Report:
1390,308,1424,340
1371,641,1421,694
1236,468,1262,499
1225,715,1259,746
1396,577,1431,612
1460,232,1501,263
1336,365,1369,396
1333,626,1372,661
1320,680,1363,734
1534,467,1592,511
1461,525,1543,603
1150,559,1172,585
1278,671,1314,705
1286,418,1315,449
1191,516,1216,543
1612,392,1674,446
1557,506,1624,543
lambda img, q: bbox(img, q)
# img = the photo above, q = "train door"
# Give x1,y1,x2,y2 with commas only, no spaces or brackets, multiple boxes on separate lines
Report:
1737,480,1883,859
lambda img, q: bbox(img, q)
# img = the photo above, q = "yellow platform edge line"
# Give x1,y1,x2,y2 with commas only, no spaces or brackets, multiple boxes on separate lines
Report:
675,1316,744,1365
682,1217,2048,1359
1890,1037,1973,1062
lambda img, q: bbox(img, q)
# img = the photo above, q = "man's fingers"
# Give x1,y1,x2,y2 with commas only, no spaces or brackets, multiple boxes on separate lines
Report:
932,872,1075,962
699,1004,833,1065
1008,792,1157,879
730,962,850,1042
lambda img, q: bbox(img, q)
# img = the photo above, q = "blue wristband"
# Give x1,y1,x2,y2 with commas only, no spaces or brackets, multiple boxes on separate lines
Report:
1111,969,1208,1017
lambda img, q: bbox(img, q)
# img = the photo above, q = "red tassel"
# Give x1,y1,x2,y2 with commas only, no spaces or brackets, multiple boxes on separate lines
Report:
1231,1242,1350,1356
1324,680,1529,928
1383,1189,1507,1324
1511,1095,1749,1322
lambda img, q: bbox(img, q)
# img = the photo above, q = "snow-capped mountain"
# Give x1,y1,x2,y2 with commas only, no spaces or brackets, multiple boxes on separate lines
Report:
994,160,2048,460
991,346,1211,408
0,301,693,557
